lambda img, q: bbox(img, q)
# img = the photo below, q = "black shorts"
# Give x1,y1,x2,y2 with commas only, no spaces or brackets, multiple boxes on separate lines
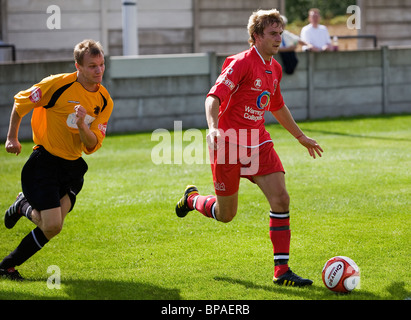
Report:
21,146,88,212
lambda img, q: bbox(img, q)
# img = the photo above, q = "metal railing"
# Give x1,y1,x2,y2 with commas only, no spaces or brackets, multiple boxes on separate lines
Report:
0,44,16,62
331,35,377,48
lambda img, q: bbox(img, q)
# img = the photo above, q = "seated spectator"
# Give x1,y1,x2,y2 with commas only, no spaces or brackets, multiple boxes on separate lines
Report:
300,8,332,52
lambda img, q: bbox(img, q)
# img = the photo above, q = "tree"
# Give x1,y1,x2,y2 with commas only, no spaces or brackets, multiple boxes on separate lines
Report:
285,0,357,23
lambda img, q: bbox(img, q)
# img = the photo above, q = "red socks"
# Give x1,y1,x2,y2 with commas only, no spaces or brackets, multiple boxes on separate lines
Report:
187,194,217,219
269,211,291,278
187,195,290,278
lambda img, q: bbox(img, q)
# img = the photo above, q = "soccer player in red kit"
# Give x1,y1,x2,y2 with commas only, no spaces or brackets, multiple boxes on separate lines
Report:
176,9,323,286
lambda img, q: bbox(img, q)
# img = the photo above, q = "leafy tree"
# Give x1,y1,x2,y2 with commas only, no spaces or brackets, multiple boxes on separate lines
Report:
285,0,357,23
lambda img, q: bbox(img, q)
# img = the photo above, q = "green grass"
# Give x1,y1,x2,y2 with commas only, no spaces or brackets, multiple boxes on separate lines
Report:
0,114,410,300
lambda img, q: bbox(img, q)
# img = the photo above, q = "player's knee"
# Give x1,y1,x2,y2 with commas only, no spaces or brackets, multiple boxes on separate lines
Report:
219,215,234,223
270,190,290,211
214,194,238,223
279,191,290,207
42,223,62,239
217,208,236,223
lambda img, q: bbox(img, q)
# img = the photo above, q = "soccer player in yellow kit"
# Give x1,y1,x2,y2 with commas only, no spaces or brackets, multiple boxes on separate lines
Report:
1,39,113,280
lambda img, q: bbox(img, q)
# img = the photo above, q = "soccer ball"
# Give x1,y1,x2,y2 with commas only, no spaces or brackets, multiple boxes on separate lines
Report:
322,256,360,293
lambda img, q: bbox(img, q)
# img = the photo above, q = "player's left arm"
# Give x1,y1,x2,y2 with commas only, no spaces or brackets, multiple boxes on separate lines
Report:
74,105,98,152
80,95,113,154
271,105,323,159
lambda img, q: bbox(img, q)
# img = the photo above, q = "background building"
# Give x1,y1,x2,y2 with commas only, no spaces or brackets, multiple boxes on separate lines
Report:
0,0,283,61
1,0,409,62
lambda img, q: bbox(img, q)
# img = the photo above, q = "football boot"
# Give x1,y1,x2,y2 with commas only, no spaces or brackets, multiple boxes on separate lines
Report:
175,185,199,218
0,267,24,281
4,192,25,229
273,269,313,287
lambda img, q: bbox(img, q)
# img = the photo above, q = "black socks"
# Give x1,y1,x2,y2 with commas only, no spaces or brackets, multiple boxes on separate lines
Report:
0,227,49,270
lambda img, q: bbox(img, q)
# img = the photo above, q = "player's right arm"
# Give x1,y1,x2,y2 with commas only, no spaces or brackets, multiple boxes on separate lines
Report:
5,103,22,155
8,75,61,156
205,95,220,150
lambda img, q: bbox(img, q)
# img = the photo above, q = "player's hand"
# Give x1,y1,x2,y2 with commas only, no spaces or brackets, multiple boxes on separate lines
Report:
297,135,323,159
206,128,221,150
74,105,87,127
5,138,22,155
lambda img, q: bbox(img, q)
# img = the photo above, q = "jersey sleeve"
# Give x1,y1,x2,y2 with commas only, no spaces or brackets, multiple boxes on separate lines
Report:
83,91,114,155
207,56,246,103
13,75,58,117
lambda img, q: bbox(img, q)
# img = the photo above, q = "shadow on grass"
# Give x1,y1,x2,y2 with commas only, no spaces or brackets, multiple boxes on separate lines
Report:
0,278,181,300
1,276,408,300
213,276,408,300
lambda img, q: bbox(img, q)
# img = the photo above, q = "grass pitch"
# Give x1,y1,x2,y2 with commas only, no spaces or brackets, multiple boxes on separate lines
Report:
0,114,410,300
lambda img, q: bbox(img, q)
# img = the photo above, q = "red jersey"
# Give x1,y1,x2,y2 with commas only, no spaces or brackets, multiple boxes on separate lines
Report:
208,46,285,147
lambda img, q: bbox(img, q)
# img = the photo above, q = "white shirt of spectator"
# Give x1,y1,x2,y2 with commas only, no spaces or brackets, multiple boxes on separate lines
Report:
300,24,331,51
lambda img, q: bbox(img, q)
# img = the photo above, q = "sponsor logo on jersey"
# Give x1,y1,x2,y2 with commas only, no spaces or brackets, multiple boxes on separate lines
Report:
29,87,42,103
223,78,235,90
244,106,264,122
256,90,271,109
66,113,96,129
216,66,236,91
98,122,108,137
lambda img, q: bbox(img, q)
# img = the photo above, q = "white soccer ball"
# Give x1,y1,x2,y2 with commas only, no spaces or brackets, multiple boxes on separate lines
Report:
322,256,360,293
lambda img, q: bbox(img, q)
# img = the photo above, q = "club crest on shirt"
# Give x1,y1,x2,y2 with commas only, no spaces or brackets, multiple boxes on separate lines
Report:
94,106,101,115
251,78,263,91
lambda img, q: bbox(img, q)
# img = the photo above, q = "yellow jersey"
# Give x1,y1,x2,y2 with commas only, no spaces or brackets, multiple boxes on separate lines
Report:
14,72,114,160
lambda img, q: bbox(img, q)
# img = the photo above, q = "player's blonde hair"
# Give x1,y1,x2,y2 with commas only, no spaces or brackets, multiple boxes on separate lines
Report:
74,39,104,65
247,9,284,46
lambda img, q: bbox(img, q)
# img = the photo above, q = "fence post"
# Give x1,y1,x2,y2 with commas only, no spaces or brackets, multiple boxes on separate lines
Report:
122,0,138,56
208,51,217,89
307,50,315,120
381,46,390,115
